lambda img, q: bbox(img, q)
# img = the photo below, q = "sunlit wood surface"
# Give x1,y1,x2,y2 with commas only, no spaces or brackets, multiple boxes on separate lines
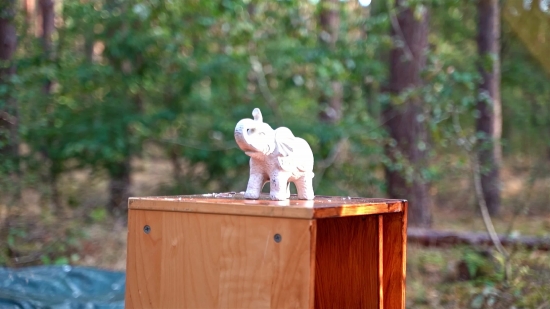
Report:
129,193,404,219
125,194,407,308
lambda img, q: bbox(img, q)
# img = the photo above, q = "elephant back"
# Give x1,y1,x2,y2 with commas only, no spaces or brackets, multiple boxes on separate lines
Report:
274,127,314,174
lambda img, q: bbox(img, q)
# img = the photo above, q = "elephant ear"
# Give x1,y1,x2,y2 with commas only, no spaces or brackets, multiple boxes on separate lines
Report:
252,108,263,122
275,127,298,172
275,127,294,155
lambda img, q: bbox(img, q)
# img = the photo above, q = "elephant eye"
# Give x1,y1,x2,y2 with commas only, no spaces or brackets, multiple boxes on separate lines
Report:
259,132,265,136
247,128,255,134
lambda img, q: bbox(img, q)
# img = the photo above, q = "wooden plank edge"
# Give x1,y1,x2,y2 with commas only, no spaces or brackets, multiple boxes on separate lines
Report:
378,215,384,309
128,199,316,219
128,198,407,219
309,220,317,309
401,201,408,309
312,200,405,218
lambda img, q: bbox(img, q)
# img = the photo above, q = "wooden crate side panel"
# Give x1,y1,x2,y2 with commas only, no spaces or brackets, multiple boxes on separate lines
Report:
269,217,315,309
382,208,407,309
218,214,271,307
125,210,313,309
125,210,221,308
125,210,164,308
218,215,313,308
173,211,222,307
129,196,405,219
378,215,384,308
308,220,318,309
314,215,380,309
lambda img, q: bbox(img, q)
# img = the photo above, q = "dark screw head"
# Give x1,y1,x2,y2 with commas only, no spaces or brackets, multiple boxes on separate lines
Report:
274,233,282,243
143,225,151,234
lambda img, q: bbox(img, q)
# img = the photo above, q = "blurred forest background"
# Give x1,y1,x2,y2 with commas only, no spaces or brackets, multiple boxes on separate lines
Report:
1,0,550,307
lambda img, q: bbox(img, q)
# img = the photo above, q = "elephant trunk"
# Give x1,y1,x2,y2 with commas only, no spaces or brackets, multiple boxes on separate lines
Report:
234,119,255,153
234,118,275,156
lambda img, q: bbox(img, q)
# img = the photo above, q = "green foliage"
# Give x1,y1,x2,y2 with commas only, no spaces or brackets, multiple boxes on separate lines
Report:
1,0,549,210
5,1,548,202
408,245,550,308
89,208,107,223
0,5,549,305
0,214,85,268
9,11,550,273
19,0,392,196
461,248,506,283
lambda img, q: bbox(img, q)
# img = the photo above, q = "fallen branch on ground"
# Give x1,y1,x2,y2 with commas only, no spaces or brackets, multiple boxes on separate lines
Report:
407,228,550,251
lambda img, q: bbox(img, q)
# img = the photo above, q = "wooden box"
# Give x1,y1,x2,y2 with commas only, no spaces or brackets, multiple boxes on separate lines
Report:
125,193,407,309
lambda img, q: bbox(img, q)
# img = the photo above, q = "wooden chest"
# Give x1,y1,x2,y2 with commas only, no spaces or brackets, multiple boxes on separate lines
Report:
125,193,407,308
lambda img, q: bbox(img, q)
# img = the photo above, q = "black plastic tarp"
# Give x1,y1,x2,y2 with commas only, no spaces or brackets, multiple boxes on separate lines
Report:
0,266,125,309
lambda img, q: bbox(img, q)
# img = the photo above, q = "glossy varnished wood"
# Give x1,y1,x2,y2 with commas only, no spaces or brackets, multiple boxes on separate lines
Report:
125,195,408,309
381,202,408,309
314,215,380,308
125,210,314,308
129,193,404,219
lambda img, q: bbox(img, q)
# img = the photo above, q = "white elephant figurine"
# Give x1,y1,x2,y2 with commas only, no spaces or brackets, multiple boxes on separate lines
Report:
234,108,315,201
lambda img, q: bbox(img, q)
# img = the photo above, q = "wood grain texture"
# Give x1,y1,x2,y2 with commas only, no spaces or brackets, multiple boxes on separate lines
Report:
125,210,163,308
308,220,318,309
314,215,380,309
378,215,384,309
382,201,408,309
125,209,313,309
128,194,404,219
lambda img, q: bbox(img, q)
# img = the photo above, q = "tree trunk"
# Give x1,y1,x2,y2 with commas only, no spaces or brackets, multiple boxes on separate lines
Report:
23,0,36,34
39,0,54,92
318,0,342,123
38,0,62,212
0,1,18,166
84,34,94,63
39,0,54,51
169,146,183,183
476,0,501,216
108,161,131,217
384,1,432,227
101,2,135,218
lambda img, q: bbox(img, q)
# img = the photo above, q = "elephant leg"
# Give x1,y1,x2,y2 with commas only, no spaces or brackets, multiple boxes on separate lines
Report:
286,182,291,199
269,173,290,201
244,173,265,199
296,176,314,200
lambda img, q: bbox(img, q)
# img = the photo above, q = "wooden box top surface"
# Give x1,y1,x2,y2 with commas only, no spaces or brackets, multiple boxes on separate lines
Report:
129,193,406,219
